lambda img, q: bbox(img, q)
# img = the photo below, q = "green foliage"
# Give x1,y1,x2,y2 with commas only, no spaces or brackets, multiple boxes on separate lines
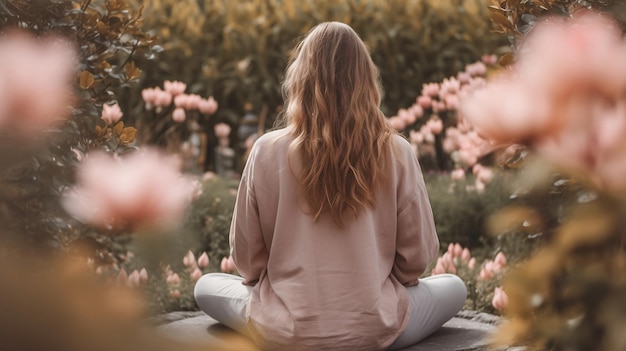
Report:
425,172,512,247
0,0,158,250
122,0,506,136
183,175,238,272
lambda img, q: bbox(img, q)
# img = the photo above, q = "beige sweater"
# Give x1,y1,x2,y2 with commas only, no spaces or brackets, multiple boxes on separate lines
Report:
230,128,440,351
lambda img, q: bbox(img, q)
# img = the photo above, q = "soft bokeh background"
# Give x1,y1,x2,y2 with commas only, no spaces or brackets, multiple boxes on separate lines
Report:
2,0,626,350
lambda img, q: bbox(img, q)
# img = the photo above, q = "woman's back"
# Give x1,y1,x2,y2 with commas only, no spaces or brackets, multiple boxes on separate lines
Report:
231,128,439,350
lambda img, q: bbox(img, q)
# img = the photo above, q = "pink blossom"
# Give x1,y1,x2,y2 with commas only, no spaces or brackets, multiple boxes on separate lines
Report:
432,100,447,113
220,256,236,272
172,107,186,123
127,270,141,288
174,94,190,109
457,72,471,84
141,88,157,104
0,30,77,133
481,54,497,65
421,83,440,97
163,80,187,96
197,252,210,268
139,268,148,283
443,94,460,111
439,77,461,96
398,108,416,125
101,103,123,125
465,62,487,77
169,289,181,298
183,251,196,268
461,13,626,193
460,76,555,144
190,267,203,281
408,104,424,119
475,179,485,193
468,258,476,270
166,273,180,286
492,287,509,311
186,94,203,110
494,252,507,267
214,123,232,138
461,248,471,262
416,95,432,110
451,168,465,180
154,89,173,107
198,97,218,115
62,148,195,231
427,118,444,135
409,130,424,144
387,116,406,131
458,149,478,167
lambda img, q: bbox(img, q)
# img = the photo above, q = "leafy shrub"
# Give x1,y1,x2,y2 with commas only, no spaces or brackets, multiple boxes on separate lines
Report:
0,0,158,252
425,172,511,248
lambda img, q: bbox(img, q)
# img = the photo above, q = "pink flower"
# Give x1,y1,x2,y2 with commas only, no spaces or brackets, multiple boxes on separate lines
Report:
416,95,432,110
166,273,180,286
427,118,444,135
183,250,196,268
481,54,497,65
174,94,190,109
421,83,440,97
465,62,487,77
398,108,416,125
127,270,141,288
409,104,424,119
387,116,407,131
139,268,148,283
198,97,218,115
0,30,77,134
190,267,203,281
214,123,231,138
197,252,210,268
169,289,181,298
220,256,236,272
451,168,465,180
186,94,203,110
101,103,123,125
439,77,461,96
62,148,195,231
409,130,424,144
154,89,173,107
141,88,157,109
163,80,187,96
172,107,186,123
492,287,509,311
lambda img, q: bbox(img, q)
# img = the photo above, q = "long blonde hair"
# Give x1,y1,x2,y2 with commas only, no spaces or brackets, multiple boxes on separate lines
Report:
282,22,394,227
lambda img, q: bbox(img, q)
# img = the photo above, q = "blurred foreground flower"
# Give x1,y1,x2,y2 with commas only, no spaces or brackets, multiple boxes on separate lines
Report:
0,29,76,134
492,287,508,311
461,12,626,192
62,148,195,232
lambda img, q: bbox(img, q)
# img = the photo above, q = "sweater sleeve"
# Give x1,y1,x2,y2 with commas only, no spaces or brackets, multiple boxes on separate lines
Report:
391,144,440,286
229,146,269,286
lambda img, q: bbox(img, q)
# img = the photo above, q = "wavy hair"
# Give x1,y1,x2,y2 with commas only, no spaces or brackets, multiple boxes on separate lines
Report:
281,22,394,227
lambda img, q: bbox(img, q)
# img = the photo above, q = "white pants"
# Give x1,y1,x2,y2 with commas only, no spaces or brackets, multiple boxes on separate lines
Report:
194,273,466,350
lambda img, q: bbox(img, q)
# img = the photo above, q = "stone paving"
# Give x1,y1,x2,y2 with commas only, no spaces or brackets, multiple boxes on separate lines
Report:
153,310,521,350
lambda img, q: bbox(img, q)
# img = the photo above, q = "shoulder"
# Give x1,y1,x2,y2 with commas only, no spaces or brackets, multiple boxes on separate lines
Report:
390,132,416,161
247,128,293,166
250,128,291,153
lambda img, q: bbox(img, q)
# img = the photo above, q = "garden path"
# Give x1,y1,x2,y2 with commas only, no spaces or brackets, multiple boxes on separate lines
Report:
153,310,518,350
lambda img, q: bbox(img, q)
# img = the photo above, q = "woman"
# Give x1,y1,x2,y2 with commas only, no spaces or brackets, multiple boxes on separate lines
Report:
194,22,466,351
